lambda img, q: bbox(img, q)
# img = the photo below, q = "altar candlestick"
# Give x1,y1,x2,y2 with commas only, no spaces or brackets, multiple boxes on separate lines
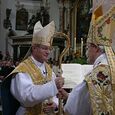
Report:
81,38,83,57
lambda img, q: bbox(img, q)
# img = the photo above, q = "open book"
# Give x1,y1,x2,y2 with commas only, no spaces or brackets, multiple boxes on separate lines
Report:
61,63,93,89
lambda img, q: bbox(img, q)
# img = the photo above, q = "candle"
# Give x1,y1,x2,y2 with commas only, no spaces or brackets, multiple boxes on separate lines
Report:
74,37,76,53
81,38,83,57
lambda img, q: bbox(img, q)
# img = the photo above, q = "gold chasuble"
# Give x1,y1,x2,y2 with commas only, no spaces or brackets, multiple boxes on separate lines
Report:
10,57,52,115
85,65,113,115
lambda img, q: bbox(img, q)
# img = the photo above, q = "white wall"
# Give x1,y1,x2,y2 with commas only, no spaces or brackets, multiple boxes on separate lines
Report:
49,0,59,31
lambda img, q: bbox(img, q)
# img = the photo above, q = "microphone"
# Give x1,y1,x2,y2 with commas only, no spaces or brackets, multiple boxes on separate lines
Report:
43,71,47,75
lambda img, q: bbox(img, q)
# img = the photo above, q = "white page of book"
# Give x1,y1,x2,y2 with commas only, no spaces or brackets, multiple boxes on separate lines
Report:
61,63,93,89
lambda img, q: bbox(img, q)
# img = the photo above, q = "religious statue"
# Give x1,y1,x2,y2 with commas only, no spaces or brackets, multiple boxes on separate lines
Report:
27,6,50,34
3,8,12,29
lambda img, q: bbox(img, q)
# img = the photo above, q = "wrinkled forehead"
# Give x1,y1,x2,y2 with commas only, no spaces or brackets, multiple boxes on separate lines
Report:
86,42,97,48
32,44,52,51
33,44,51,48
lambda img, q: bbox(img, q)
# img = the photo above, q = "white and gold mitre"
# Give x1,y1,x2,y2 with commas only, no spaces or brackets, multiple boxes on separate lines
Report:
32,21,55,46
33,21,43,33
87,5,115,47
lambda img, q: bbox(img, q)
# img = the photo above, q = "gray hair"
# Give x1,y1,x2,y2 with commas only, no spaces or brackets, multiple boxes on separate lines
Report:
98,45,105,53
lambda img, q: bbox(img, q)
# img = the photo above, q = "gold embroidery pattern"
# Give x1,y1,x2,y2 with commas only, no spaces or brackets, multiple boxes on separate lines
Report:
87,6,115,46
105,46,115,115
85,65,113,115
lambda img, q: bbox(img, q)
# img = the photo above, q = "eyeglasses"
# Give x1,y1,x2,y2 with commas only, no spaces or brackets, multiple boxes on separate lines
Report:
86,43,97,50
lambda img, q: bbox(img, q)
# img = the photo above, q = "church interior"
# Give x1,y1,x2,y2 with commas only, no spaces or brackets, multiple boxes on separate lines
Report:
0,0,92,63
0,0,115,114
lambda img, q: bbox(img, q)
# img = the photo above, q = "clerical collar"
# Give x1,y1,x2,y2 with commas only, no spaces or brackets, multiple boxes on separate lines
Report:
30,55,44,67
93,53,107,68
